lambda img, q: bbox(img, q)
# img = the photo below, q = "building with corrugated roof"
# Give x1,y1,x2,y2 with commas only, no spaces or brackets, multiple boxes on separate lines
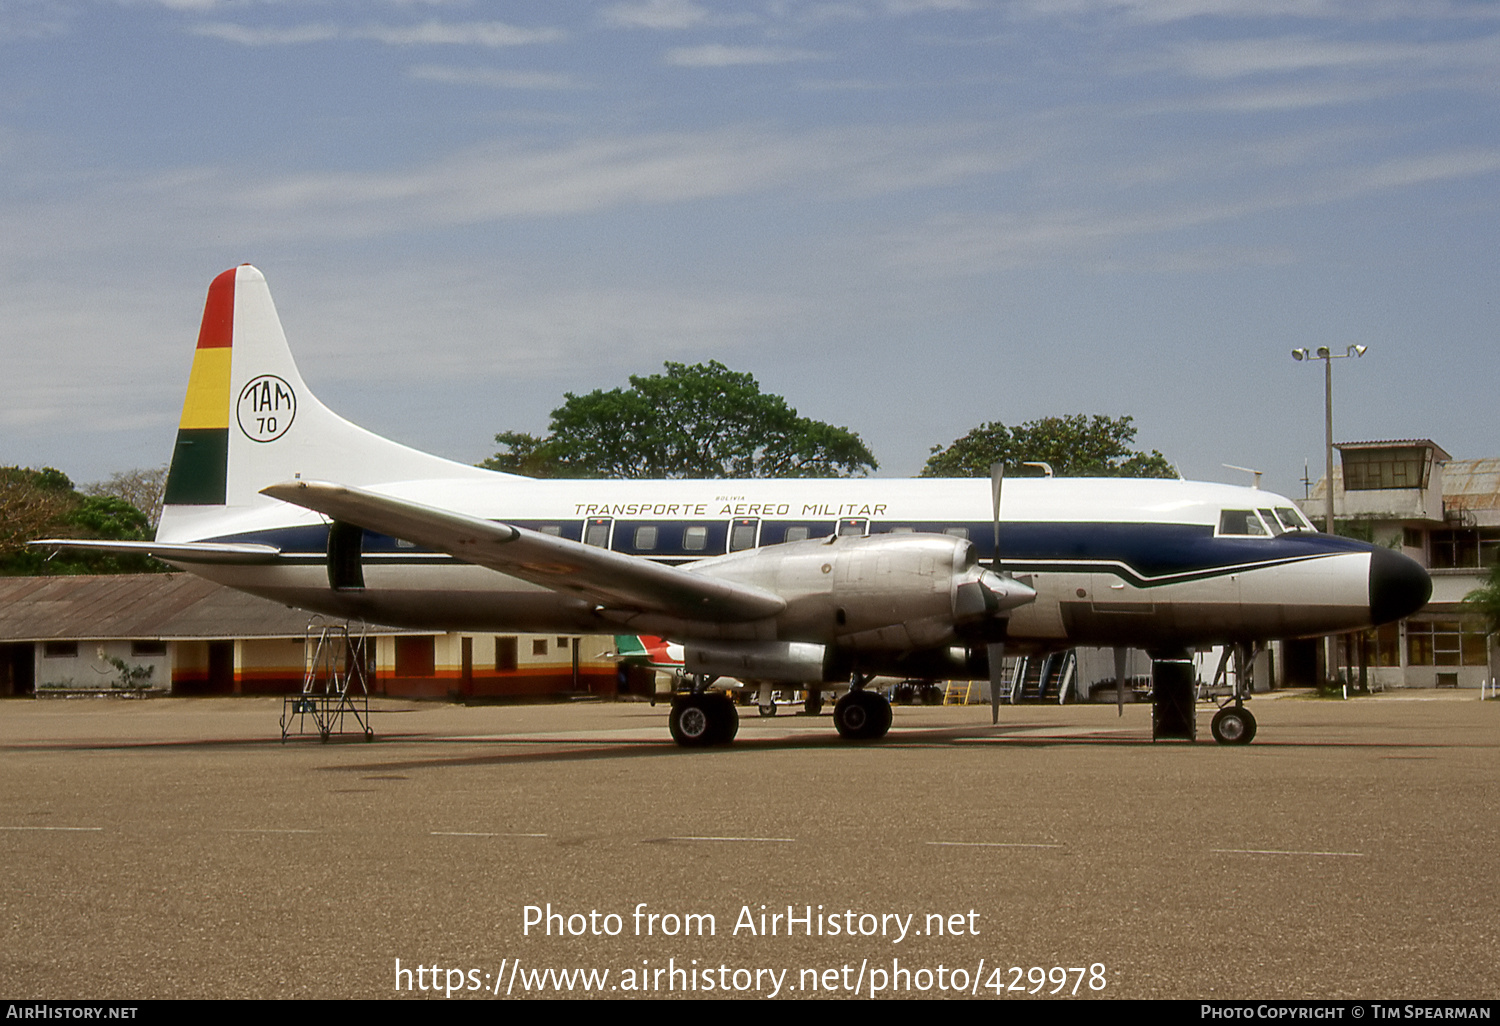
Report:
1299,441,1497,689
0,574,620,699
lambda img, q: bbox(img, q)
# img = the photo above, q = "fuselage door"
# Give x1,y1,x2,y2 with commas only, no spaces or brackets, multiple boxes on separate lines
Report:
584,517,613,549
729,518,760,552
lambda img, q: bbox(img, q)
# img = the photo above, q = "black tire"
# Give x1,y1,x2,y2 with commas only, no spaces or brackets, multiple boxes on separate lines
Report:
804,693,823,716
671,693,739,746
670,695,716,747
711,695,739,744
1211,706,1256,745
758,702,777,718
833,690,893,741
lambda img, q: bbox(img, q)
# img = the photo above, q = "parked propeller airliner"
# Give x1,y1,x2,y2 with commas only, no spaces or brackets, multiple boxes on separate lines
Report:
38,265,1431,747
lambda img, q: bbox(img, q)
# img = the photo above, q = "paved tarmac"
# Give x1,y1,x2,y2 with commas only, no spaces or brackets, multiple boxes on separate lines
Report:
2,692,1496,1001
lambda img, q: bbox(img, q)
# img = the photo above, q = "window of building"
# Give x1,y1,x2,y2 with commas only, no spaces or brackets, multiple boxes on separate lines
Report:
131,641,167,657
1429,528,1500,569
532,639,547,657
495,636,518,672
1337,623,1401,669
1341,447,1428,491
1406,619,1488,667
43,641,77,659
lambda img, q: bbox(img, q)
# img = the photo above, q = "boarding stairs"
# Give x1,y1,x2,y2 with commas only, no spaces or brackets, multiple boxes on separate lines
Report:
280,618,374,742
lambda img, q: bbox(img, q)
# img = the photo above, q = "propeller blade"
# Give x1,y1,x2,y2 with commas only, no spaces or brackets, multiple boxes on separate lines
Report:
988,640,1007,725
989,462,1005,568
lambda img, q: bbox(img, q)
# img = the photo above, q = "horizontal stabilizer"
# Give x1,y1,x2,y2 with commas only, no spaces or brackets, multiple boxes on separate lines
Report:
30,538,282,565
261,480,787,623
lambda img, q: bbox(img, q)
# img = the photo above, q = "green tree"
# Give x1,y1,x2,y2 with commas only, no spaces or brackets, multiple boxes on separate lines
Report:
1463,562,1500,639
86,466,168,529
921,414,1176,479
483,361,877,479
1,466,161,576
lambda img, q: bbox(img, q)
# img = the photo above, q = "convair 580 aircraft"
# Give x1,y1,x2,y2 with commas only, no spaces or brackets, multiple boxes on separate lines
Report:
40,266,1431,747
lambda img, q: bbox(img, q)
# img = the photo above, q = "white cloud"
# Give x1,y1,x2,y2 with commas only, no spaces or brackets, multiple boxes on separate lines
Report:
1166,33,1500,79
665,43,824,66
191,21,340,45
601,0,714,30
190,18,564,48
406,64,585,90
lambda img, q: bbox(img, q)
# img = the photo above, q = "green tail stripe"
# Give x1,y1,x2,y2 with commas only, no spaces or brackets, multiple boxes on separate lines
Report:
163,428,229,505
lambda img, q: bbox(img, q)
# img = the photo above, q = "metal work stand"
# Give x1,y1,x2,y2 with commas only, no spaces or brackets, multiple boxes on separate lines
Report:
281,618,374,742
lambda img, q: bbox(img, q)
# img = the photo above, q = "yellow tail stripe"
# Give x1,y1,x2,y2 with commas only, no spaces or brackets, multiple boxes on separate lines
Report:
178,347,232,430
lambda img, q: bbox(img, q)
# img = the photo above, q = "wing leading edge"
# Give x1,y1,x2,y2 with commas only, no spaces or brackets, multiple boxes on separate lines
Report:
260,480,787,623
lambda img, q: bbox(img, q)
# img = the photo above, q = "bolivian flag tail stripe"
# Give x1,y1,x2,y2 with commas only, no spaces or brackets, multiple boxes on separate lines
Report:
163,267,237,505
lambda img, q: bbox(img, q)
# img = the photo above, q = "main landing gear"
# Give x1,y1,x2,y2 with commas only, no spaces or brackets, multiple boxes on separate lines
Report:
667,674,892,747
669,677,739,747
832,676,893,741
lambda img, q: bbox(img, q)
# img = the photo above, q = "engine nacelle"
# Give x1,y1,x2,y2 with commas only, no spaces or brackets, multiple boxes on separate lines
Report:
684,640,831,682
686,532,1033,650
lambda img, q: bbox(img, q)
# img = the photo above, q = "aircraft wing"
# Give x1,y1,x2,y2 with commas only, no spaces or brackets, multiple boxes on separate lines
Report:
261,480,787,623
30,538,282,564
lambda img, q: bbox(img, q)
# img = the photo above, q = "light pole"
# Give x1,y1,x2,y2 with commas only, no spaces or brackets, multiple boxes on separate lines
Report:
1291,343,1367,690
1291,344,1367,533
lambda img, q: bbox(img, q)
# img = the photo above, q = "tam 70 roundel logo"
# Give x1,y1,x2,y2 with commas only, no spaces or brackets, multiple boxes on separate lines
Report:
237,375,297,442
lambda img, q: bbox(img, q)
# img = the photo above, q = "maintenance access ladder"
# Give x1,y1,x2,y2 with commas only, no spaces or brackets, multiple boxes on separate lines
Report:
280,619,374,742
1011,650,1078,704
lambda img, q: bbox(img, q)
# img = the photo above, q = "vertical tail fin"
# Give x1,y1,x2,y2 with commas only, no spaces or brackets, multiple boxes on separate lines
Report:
159,265,491,537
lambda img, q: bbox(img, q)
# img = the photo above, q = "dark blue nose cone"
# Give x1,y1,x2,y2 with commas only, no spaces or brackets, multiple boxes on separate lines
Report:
1369,546,1432,625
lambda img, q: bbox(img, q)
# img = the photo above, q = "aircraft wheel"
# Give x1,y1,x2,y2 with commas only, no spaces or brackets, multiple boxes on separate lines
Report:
1211,706,1256,745
671,693,738,747
713,695,739,744
804,693,823,716
833,690,892,741
670,695,717,747
758,702,777,717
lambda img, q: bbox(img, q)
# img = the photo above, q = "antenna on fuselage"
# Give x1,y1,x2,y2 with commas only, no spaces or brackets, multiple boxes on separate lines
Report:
1223,464,1264,489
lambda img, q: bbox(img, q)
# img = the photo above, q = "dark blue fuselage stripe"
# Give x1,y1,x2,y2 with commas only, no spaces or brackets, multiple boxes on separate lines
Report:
204,519,1368,584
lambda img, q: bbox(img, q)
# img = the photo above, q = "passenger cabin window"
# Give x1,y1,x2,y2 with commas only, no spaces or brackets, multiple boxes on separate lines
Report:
944,527,969,540
729,519,758,552
683,526,708,551
584,519,610,548
837,518,867,537
539,525,562,537
785,526,810,543
633,526,658,550
1219,510,1269,536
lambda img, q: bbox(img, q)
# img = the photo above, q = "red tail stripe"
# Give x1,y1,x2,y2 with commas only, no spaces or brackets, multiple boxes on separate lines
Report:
195,267,237,350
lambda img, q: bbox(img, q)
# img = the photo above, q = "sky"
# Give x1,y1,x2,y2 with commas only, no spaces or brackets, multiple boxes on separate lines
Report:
2,0,1496,500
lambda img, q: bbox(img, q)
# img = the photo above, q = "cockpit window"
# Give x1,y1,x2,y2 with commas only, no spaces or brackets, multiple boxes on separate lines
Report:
1219,509,1269,536
1257,509,1286,536
1274,507,1314,533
